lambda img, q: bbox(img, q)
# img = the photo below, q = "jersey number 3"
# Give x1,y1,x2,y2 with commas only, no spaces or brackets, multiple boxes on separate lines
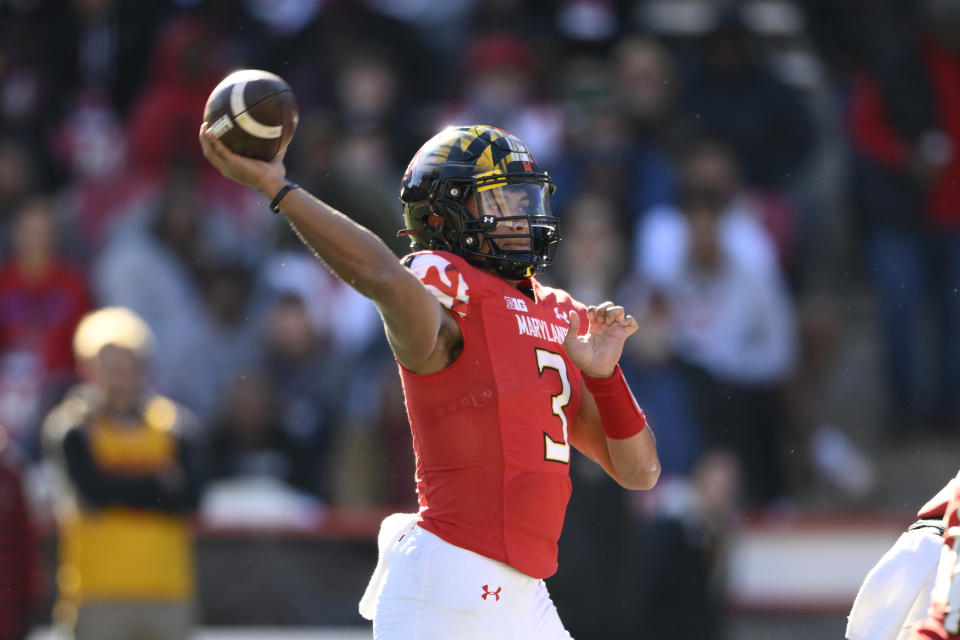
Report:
536,348,571,464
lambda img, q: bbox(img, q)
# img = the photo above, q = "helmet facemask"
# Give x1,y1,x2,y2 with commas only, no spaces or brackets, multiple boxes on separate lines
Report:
457,175,559,280
399,125,561,279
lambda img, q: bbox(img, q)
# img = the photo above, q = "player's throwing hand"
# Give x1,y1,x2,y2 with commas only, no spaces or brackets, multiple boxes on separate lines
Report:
199,123,286,196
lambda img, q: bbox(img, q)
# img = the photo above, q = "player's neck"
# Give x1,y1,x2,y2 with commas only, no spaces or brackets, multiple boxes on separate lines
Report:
480,264,534,299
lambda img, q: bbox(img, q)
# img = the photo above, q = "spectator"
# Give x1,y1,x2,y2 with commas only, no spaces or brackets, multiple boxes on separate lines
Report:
51,92,154,258
124,14,228,180
653,186,797,505
627,448,743,640
678,4,815,276
681,4,815,193
257,246,389,504
550,71,674,222
329,45,417,162
91,162,237,397
200,366,326,533
634,136,780,291
545,192,626,304
123,15,266,249
256,291,347,498
0,137,42,236
0,425,40,640
45,0,170,118
0,8,51,144
42,307,204,639
547,34,688,222
613,35,690,152
845,0,960,436
259,244,382,357
0,195,90,453
160,257,262,426
207,369,305,487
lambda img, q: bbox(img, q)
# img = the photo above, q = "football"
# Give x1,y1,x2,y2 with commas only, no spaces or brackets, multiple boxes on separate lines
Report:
203,69,299,161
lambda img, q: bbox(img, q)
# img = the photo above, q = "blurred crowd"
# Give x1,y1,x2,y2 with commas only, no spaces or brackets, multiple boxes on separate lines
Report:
1,0,959,637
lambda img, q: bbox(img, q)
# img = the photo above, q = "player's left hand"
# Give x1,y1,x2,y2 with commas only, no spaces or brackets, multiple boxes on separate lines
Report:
562,302,638,378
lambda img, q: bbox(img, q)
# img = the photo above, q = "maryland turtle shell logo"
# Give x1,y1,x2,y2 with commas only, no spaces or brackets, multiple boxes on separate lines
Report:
401,125,540,189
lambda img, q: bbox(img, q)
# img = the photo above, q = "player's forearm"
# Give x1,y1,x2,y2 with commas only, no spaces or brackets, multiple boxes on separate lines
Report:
261,176,408,302
582,365,660,490
258,177,448,368
606,429,660,490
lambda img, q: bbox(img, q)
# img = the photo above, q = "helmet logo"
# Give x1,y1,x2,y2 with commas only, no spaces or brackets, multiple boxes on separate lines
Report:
399,125,558,277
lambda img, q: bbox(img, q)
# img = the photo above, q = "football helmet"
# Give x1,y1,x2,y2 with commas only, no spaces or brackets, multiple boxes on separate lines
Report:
399,124,559,280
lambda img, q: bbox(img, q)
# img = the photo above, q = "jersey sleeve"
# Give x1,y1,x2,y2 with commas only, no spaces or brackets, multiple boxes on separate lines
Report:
406,253,473,317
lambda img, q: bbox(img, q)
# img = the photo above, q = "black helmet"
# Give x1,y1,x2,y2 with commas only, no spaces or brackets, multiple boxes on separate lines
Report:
399,124,559,280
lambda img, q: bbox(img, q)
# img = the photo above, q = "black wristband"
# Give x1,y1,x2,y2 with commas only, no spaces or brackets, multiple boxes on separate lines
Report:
269,183,299,214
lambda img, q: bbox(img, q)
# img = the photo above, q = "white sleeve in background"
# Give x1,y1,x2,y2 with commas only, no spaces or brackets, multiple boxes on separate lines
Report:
634,205,687,287
732,267,797,383
846,528,944,640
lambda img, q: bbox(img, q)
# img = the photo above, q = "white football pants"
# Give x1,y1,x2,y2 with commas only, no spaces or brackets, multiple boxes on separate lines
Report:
360,513,573,640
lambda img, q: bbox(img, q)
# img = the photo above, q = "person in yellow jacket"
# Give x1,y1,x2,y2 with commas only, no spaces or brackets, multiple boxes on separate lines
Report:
43,307,204,640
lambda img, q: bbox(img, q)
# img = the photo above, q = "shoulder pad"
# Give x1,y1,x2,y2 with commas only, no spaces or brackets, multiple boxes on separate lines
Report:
407,252,472,316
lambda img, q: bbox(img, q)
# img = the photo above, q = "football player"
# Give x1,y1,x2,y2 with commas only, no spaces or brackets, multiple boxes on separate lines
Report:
908,474,960,640
200,123,660,639
847,472,960,640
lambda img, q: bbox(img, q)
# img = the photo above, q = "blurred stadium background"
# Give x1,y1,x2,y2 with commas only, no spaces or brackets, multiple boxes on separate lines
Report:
1,0,959,638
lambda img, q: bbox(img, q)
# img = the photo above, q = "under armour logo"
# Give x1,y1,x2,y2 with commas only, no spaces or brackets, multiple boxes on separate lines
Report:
481,585,502,602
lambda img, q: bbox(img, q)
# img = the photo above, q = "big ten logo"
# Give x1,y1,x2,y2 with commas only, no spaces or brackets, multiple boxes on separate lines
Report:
433,387,495,418
504,296,528,312
554,307,571,325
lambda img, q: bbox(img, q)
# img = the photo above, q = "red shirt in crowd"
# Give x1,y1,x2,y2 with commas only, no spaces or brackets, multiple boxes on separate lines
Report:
0,261,90,378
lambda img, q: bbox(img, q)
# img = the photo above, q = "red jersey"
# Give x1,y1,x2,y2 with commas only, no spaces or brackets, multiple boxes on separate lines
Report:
399,251,588,579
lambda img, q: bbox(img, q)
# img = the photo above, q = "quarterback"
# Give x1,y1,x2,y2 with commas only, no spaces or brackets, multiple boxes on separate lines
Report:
200,123,660,639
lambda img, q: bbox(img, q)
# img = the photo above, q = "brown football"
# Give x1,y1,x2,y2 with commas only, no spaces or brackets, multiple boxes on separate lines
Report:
203,69,299,161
